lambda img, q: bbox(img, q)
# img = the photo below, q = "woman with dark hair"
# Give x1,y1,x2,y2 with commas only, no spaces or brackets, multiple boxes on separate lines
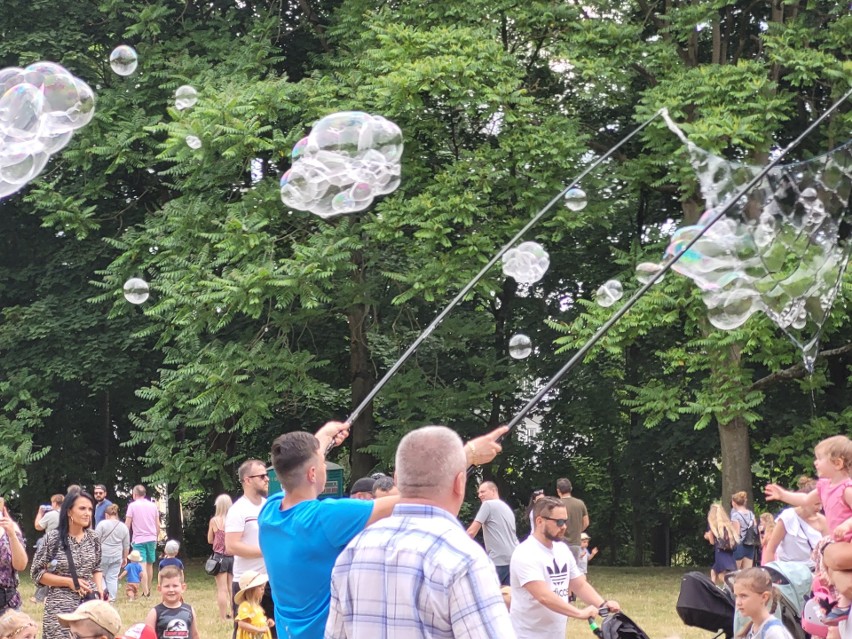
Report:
31,491,104,639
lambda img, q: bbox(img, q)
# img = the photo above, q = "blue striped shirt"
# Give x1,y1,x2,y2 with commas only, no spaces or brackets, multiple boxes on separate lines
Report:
326,503,515,639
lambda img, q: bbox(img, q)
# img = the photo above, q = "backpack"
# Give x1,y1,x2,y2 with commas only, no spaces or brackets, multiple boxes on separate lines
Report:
741,513,760,546
715,527,737,552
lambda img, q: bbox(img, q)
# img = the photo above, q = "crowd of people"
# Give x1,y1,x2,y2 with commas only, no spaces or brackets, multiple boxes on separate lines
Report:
0,429,849,639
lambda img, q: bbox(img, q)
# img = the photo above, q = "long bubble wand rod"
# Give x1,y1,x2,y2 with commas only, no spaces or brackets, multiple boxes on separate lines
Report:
499,86,852,439
331,110,665,451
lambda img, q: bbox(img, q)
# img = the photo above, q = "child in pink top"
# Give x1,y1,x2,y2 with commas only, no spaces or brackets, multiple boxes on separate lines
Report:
766,435,852,629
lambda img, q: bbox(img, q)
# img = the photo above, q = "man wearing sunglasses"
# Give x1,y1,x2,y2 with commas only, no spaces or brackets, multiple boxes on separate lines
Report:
226,459,274,637
509,497,618,639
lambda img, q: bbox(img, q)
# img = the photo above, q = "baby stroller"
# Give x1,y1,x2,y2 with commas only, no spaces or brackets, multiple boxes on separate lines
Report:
676,571,735,638
598,611,652,639
726,561,812,639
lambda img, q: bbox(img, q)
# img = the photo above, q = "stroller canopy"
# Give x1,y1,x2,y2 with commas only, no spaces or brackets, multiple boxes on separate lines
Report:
601,611,651,639
676,571,734,638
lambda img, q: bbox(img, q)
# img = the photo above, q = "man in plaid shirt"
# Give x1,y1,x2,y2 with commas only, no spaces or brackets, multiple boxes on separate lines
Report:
326,425,515,639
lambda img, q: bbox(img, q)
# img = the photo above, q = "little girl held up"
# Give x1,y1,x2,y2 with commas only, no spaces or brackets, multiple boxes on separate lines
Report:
234,570,275,639
733,568,793,639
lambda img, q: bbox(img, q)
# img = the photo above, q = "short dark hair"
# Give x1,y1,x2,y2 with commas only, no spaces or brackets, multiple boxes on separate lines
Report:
556,478,572,494
271,432,319,490
94,484,107,493
373,476,394,493
534,496,564,519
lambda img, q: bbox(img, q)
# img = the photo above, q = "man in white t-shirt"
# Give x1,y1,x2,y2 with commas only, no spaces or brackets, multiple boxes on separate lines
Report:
510,497,619,639
225,459,272,636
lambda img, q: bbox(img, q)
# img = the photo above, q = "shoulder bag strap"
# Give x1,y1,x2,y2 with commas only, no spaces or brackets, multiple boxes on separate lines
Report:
64,543,81,591
101,522,120,543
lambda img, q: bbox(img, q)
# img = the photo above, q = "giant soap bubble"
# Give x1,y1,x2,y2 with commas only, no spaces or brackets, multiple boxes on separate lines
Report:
502,241,550,284
123,277,149,304
280,111,403,219
0,62,95,199
662,111,852,366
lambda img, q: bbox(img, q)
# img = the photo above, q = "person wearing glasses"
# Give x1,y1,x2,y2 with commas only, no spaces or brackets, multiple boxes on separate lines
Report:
57,600,122,639
92,486,113,527
225,460,274,638
125,486,160,599
509,497,618,639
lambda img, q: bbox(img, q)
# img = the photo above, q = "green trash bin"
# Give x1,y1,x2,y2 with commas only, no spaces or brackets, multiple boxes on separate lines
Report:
267,462,344,500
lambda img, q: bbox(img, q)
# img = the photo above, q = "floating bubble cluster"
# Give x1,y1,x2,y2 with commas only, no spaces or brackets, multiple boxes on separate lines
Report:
123,277,149,304
280,111,404,219
109,45,138,76
662,112,852,363
174,85,197,111
508,334,532,359
185,135,201,150
0,62,95,199
595,279,624,307
564,187,588,212
502,241,550,284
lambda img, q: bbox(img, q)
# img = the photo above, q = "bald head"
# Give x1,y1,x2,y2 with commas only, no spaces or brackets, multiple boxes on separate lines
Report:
395,426,466,501
477,481,498,501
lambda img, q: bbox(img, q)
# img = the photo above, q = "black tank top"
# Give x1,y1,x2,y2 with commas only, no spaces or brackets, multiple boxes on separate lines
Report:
154,603,193,639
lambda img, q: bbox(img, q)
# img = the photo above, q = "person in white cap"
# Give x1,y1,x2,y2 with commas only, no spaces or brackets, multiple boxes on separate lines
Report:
58,600,122,639
234,570,274,639
576,533,598,575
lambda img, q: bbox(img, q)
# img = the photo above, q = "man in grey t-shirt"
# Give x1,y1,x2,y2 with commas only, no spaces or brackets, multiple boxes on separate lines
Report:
466,481,519,585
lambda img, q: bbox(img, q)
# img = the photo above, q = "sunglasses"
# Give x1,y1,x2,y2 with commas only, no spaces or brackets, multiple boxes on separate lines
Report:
246,474,269,481
542,516,568,527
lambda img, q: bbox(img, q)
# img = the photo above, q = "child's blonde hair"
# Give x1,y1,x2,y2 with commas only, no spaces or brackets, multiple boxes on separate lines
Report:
815,435,852,471
734,568,778,638
0,611,36,639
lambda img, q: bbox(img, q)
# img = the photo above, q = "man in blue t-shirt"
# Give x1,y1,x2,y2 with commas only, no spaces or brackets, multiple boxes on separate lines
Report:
258,422,398,639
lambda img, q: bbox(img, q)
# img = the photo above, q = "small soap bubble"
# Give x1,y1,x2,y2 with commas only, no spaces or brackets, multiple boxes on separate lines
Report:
564,187,587,212
109,46,138,76
635,262,665,285
174,85,197,110
595,279,623,308
123,277,149,305
185,135,202,149
508,334,532,359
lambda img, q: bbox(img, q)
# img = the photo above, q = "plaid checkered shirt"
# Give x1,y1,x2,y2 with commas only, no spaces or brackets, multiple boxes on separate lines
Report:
325,503,516,639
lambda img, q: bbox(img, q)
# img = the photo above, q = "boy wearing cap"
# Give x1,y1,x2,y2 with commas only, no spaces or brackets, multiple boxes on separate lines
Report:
58,600,122,639
120,550,144,601
144,566,199,639
576,532,598,575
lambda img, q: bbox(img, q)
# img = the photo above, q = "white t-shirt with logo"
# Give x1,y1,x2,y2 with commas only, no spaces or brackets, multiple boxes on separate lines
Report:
224,495,267,581
510,536,582,639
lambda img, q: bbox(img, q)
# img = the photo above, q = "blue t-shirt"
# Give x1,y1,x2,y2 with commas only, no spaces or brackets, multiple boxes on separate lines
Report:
125,562,143,583
158,557,184,572
258,492,372,639
94,499,113,526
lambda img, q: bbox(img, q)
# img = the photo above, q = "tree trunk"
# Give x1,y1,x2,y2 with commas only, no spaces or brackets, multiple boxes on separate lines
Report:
348,248,378,479
718,415,753,507
165,482,183,543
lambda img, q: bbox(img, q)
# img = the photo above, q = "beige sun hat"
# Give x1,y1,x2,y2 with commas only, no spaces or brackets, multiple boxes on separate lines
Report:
127,550,143,562
235,570,269,605
58,600,122,637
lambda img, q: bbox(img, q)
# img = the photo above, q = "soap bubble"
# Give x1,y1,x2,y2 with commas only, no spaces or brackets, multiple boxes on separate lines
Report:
564,187,587,212
595,280,623,308
508,334,532,359
123,277,149,304
636,262,665,285
185,135,202,149
280,111,403,219
174,85,197,110
662,110,852,366
109,46,138,76
0,62,95,199
502,241,550,284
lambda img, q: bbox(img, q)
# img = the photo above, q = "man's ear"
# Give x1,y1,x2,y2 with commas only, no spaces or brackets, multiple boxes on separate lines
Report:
307,464,317,484
453,470,466,498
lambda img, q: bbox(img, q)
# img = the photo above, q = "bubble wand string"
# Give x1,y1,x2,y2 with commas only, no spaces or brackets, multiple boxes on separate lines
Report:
326,110,666,454
495,86,852,447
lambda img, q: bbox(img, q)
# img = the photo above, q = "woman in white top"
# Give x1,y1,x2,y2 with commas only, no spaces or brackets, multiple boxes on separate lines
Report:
762,477,827,566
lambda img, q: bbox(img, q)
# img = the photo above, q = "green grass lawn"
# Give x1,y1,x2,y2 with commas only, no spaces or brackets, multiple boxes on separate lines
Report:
19,562,720,638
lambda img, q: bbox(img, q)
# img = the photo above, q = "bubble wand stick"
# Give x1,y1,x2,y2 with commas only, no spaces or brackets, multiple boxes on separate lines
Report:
327,110,666,454
496,87,852,444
